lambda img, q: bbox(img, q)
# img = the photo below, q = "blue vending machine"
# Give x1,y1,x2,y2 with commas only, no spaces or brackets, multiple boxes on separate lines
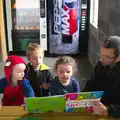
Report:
47,0,90,56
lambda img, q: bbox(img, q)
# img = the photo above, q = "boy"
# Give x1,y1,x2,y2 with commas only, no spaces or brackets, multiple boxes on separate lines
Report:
26,43,53,97
0,55,34,106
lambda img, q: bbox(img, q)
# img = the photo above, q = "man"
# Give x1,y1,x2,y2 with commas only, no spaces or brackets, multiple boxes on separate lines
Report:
83,36,120,117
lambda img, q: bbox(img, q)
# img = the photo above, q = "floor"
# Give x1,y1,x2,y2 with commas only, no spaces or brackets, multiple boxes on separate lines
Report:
0,56,93,91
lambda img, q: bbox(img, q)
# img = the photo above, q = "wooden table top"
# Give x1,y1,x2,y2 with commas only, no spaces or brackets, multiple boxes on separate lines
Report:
0,106,119,120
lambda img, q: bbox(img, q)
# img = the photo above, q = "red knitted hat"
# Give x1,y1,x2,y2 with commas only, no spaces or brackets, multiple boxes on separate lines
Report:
4,55,26,81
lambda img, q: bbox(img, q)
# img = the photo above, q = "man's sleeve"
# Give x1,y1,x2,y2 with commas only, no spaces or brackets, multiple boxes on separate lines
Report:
82,62,101,92
107,104,120,118
107,68,120,117
82,74,96,92
21,80,35,97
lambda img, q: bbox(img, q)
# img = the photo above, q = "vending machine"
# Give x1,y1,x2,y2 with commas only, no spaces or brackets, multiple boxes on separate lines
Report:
47,0,89,55
5,0,47,52
4,0,89,55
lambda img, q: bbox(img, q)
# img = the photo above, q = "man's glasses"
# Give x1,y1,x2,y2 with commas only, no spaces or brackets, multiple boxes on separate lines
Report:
99,54,116,61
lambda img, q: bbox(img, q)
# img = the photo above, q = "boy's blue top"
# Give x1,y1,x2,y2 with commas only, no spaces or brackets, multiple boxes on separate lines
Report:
50,77,80,96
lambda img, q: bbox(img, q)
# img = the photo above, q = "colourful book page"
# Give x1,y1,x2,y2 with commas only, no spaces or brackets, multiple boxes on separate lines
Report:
65,91,104,112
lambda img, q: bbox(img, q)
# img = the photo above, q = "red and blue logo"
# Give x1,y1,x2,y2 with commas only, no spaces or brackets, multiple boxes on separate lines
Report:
64,0,77,9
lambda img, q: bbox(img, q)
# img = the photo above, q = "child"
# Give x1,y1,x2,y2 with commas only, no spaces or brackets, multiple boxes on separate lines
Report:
0,55,34,106
26,43,53,97
50,56,80,95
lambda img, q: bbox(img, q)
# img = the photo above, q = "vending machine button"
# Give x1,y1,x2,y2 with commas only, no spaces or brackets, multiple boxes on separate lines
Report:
43,21,46,28
81,26,85,29
82,16,86,19
82,11,86,16
81,24,85,26
82,11,86,14
82,13,86,16
82,21,85,24
81,18,86,21
81,4,87,9
41,34,46,38
81,29,85,31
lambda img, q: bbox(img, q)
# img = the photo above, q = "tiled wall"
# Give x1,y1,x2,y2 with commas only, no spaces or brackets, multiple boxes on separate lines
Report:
88,0,120,66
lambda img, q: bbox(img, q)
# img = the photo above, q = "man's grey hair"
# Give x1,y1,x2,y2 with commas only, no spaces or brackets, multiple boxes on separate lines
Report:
103,36,120,57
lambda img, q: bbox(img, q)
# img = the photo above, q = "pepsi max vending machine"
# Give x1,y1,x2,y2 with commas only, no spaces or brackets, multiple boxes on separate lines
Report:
47,0,89,55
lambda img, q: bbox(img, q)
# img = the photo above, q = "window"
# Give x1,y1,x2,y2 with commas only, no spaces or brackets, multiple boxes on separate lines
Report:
90,0,99,28
16,0,39,8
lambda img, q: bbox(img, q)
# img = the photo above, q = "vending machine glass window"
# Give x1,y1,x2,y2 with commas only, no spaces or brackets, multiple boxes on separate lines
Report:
11,0,40,51
12,0,40,31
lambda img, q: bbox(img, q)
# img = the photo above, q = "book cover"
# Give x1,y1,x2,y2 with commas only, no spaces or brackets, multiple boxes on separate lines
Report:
16,117,40,120
25,95,65,113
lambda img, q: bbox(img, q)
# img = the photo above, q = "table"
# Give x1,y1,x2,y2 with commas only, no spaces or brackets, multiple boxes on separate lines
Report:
0,106,119,120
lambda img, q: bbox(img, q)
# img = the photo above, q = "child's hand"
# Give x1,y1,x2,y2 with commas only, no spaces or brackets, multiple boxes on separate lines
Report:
40,83,49,89
92,101,108,116
0,93,4,105
21,104,25,107
0,93,4,109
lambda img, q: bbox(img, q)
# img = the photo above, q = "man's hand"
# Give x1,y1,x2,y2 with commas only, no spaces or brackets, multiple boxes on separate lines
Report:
92,101,108,116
